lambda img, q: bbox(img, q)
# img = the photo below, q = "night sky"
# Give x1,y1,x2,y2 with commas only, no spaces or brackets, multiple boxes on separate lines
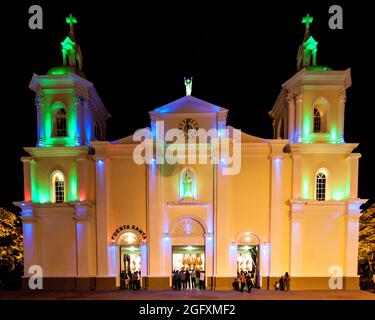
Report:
1,1,373,212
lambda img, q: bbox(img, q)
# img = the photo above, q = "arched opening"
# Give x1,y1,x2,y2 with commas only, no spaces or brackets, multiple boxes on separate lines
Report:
179,167,197,200
312,97,329,133
52,102,67,137
118,231,142,290
315,168,328,201
169,217,207,290
235,232,261,288
313,108,322,133
50,171,65,203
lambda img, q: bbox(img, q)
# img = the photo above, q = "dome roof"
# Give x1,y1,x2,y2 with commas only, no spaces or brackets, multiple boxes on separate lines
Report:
47,65,86,78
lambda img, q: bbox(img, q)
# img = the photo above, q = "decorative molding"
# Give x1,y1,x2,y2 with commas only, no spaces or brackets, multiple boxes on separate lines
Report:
290,143,359,154
24,146,89,157
170,218,205,236
167,200,208,206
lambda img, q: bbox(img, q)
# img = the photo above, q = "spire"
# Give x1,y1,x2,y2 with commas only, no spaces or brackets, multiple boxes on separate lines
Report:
296,14,318,71
302,13,313,32
66,13,77,39
61,14,83,70
184,77,193,96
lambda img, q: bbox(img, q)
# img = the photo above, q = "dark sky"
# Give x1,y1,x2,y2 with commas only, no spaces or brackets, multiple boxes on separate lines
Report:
1,1,373,211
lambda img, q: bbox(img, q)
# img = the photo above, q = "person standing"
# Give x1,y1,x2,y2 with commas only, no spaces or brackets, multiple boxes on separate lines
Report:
239,272,246,292
246,273,253,293
136,271,141,290
284,272,291,291
279,275,284,291
199,270,205,290
181,270,186,289
191,269,196,289
186,270,191,290
177,271,182,290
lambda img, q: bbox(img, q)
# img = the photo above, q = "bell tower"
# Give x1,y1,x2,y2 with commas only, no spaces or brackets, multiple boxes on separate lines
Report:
270,14,351,144
29,14,110,148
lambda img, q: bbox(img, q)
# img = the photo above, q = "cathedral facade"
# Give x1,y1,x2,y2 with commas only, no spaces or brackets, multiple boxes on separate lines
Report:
14,15,366,290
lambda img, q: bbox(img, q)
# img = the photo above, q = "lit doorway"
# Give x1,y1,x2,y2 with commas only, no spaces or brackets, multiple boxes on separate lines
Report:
172,245,206,290
172,245,205,271
237,245,260,288
118,232,141,289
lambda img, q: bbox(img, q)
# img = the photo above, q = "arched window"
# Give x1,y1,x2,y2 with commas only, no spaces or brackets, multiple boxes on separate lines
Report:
313,108,321,133
315,171,327,201
312,97,329,133
51,171,65,203
55,108,67,137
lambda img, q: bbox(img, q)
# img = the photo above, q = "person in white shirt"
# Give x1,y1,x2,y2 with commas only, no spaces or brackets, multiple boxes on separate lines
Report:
199,270,205,290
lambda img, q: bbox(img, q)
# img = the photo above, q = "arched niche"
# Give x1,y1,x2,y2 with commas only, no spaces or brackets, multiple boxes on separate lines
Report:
179,167,197,200
312,97,330,133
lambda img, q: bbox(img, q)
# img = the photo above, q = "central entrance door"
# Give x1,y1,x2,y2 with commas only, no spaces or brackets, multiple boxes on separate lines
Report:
172,245,205,271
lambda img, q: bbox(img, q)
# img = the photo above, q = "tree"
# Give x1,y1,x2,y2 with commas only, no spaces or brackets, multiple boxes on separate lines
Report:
0,208,23,274
358,203,375,277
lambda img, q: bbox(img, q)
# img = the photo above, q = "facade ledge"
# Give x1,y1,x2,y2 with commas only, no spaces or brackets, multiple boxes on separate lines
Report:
167,200,209,206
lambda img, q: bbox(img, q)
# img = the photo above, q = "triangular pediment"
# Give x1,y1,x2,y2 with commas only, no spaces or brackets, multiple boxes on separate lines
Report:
150,96,228,114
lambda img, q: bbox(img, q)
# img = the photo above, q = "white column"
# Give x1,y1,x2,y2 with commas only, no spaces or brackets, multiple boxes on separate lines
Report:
289,200,304,277
161,233,171,279
20,206,39,274
21,157,34,202
95,157,110,277
287,95,295,142
295,91,303,143
268,148,285,277
108,244,119,285
74,95,84,145
204,233,214,278
76,155,88,201
35,94,44,146
140,243,148,288
344,200,365,278
229,242,238,276
215,165,232,278
74,204,95,277
348,153,361,199
259,242,270,288
292,153,302,199
338,89,346,143
147,162,162,277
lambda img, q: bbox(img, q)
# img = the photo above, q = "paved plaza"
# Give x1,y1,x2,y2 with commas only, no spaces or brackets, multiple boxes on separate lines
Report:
0,289,374,300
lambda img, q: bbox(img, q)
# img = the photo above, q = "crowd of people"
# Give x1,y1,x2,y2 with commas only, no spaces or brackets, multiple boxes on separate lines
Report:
120,271,141,290
172,269,206,290
273,272,291,291
233,271,255,292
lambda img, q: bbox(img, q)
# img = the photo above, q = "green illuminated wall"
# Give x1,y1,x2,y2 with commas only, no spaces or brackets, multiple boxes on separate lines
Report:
38,93,80,147
30,159,79,204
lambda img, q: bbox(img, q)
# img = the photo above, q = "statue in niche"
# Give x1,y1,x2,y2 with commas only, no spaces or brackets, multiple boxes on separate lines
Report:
182,169,193,200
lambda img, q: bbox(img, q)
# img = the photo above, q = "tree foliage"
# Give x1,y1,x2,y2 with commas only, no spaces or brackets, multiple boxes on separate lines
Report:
358,203,375,276
0,208,23,272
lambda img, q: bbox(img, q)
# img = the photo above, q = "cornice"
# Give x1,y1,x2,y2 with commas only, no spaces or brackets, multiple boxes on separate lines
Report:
24,146,90,157
289,143,359,154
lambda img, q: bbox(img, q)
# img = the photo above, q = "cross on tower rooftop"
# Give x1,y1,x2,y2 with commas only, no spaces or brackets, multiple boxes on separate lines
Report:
66,14,77,34
302,13,313,32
